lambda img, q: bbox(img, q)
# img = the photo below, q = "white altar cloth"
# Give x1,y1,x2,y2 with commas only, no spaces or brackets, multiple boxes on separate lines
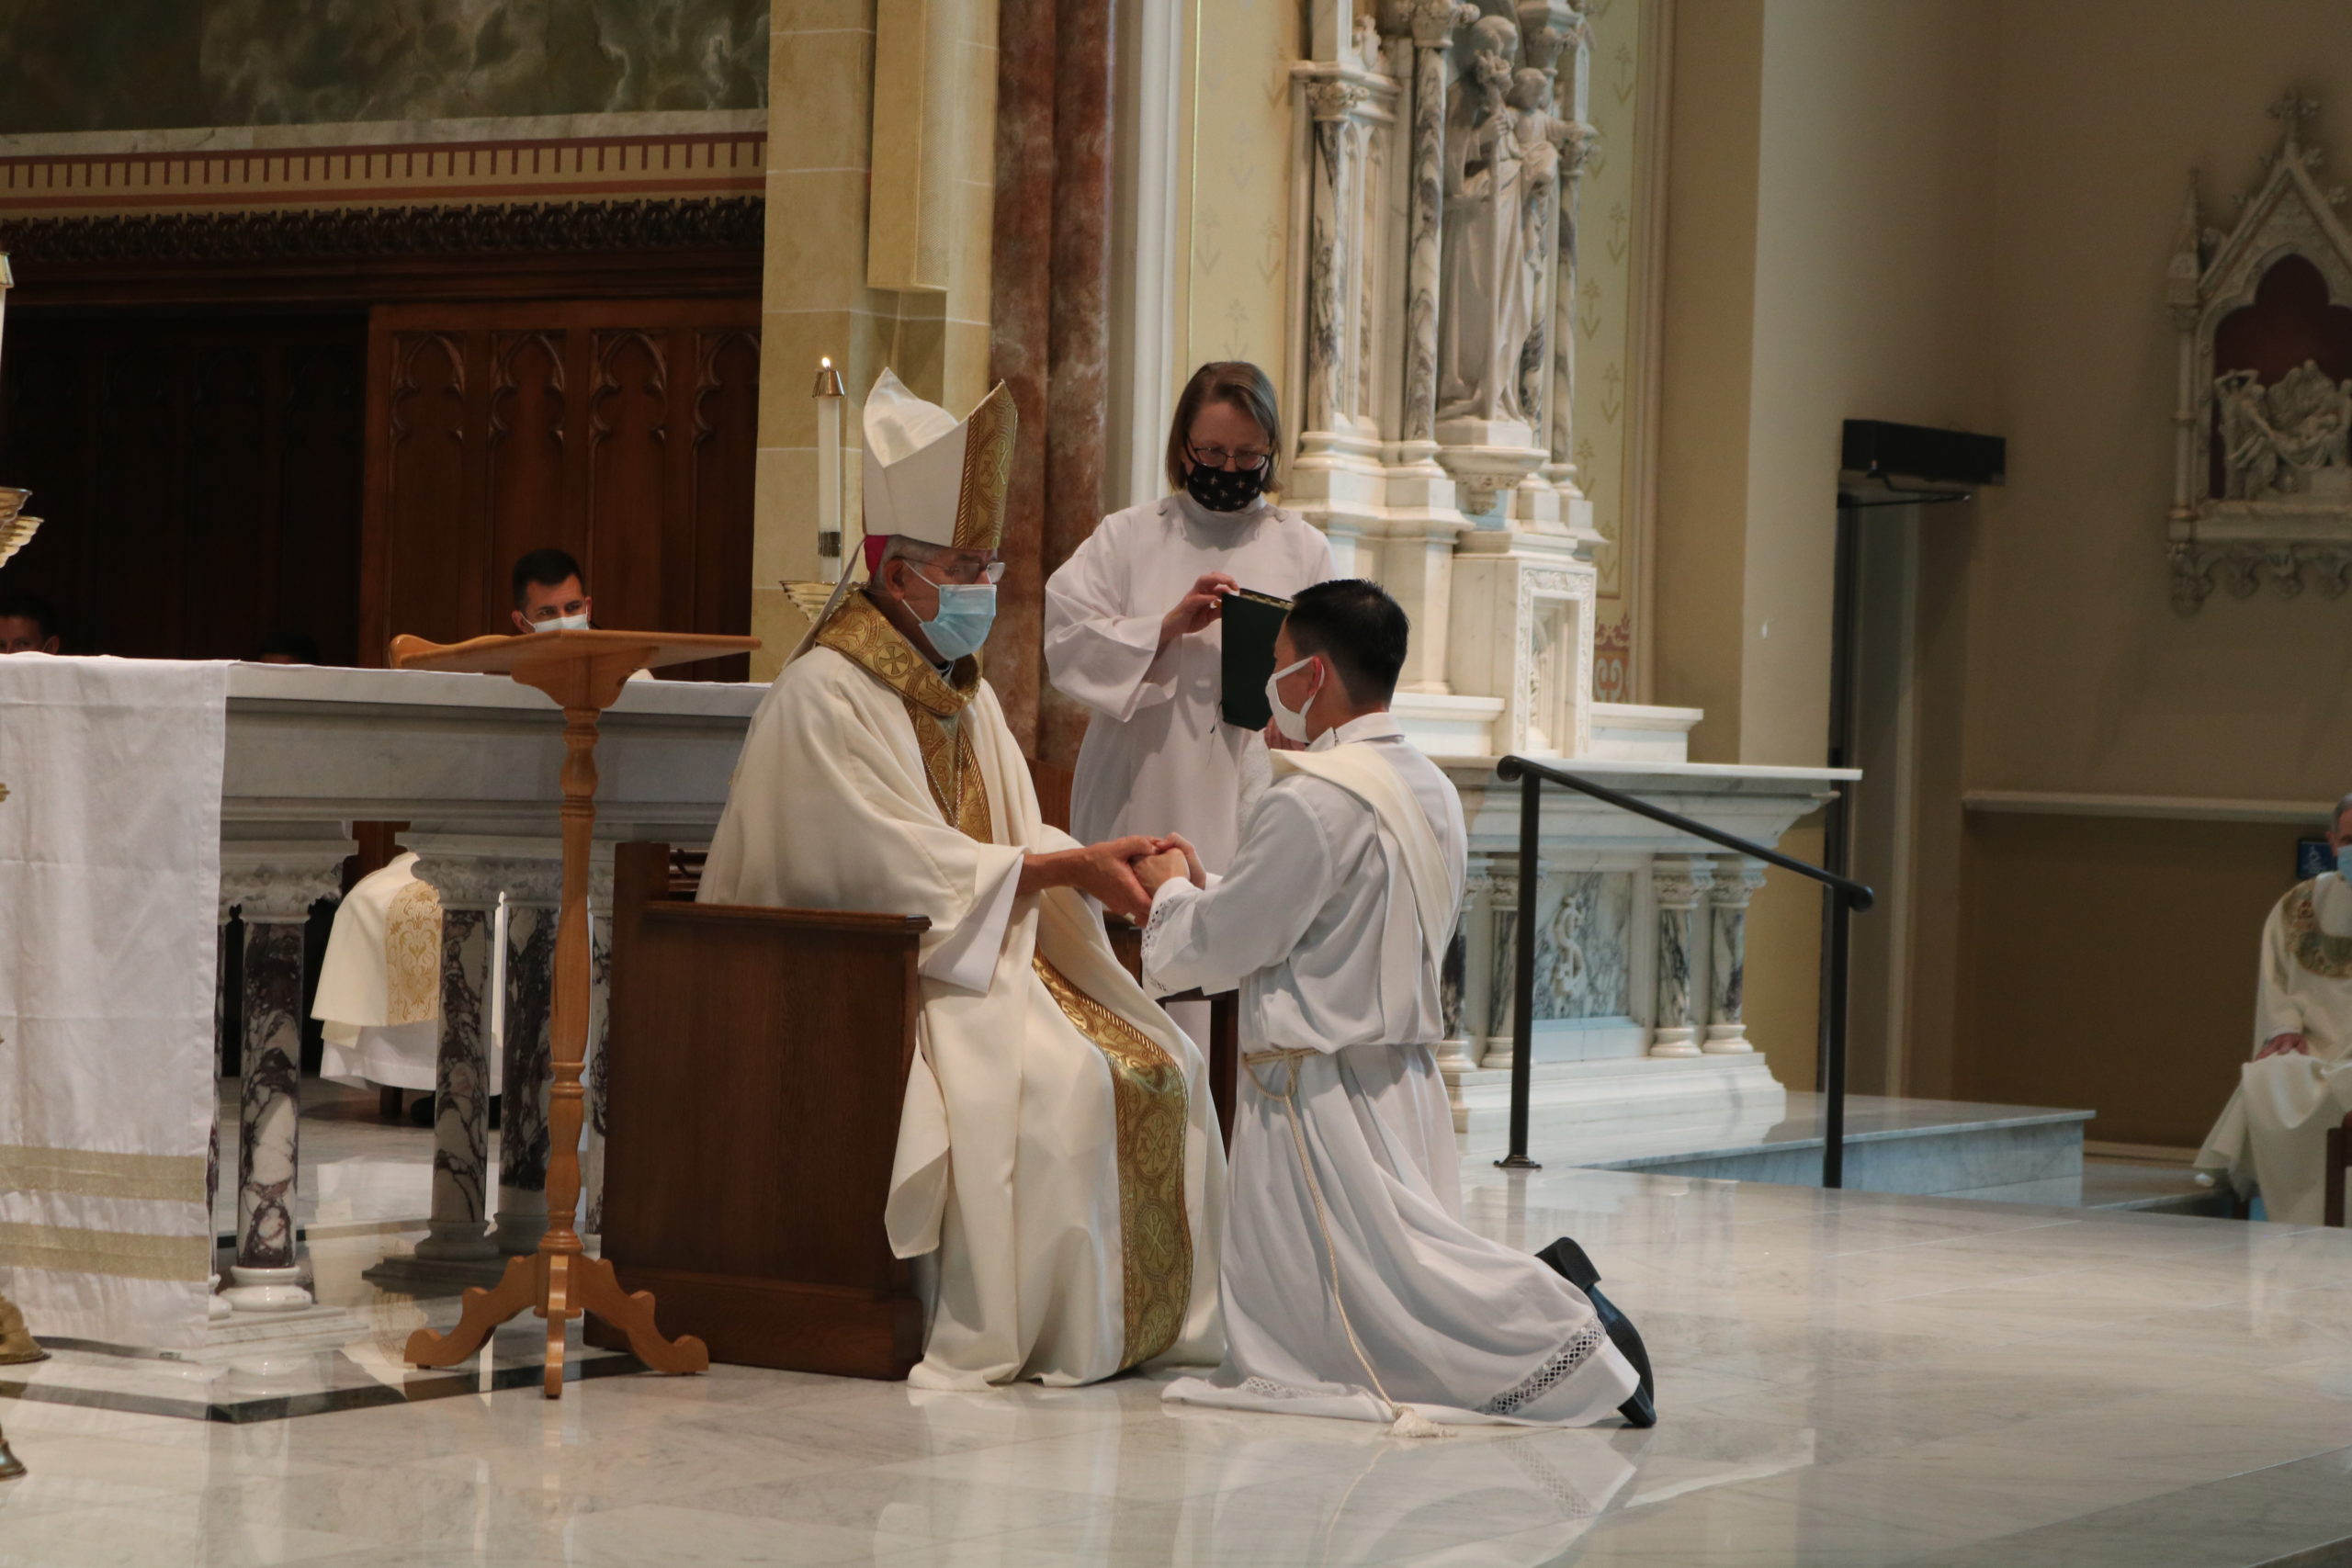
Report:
0,657,226,1349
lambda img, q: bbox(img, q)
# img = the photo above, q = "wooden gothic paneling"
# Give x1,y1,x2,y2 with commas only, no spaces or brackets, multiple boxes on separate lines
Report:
361,300,758,679
0,314,368,662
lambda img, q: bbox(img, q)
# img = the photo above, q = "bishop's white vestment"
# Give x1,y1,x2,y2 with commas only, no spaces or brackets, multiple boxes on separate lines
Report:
1043,493,1334,873
698,594,1225,1388
1145,713,1638,1427
314,851,446,1093
2197,873,2352,1223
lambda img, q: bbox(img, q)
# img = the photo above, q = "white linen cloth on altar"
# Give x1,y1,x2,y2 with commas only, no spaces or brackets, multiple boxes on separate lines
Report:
1043,492,1334,873
1144,713,1639,1427
697,596,1225,1388
0,656,227,1350
2196,872,2352,1222
315,850,444,1093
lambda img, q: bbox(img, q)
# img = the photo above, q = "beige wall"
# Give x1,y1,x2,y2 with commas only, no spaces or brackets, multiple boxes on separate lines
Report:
1656,0,1997,1080
752,0,998,682
1178,0,1298,387
1656,0,2352,1131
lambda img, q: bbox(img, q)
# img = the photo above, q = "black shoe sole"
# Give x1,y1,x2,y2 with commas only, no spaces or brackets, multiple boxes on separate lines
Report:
1537,1236,1657,1427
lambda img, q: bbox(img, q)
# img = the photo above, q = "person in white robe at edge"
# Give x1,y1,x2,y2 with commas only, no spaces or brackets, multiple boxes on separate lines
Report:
2196,792,2352,1224
1136,580,1657,1431
698,367,1225,1389
1044,359,1336,873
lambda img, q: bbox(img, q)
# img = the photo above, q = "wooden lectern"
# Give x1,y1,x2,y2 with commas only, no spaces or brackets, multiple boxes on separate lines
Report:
389,627,755,1397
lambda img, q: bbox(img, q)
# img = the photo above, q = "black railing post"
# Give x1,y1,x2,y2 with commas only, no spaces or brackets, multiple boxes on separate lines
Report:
1497,769,1542,1170
1823,892,1853,1189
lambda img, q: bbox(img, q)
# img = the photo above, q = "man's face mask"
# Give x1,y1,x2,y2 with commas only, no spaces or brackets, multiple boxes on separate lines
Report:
906,565,999,662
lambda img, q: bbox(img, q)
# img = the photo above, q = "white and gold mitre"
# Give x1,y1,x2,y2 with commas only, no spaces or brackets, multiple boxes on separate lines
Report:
862,367,1016,553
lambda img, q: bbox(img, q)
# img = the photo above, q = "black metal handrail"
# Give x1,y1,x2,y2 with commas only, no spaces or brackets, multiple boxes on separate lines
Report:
1491,756,1873,1188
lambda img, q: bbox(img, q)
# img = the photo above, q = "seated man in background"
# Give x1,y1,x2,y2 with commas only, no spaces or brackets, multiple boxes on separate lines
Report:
252,630,322,665
511,548,594,632
699,369,1224,1390
1139,580,1653,1431
2197,792,2352,1223
0,594,59,655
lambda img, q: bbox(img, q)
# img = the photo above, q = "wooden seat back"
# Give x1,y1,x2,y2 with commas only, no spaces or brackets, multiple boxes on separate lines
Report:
593,841,927,1378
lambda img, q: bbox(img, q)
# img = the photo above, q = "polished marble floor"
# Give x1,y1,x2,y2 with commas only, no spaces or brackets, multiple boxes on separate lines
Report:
11,1105,2352,1563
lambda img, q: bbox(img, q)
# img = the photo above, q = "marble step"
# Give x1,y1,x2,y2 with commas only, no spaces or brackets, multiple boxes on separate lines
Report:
1462,1090,2094,1200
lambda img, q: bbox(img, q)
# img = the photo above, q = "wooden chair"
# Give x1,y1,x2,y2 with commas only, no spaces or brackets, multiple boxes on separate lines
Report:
590,842,927,1378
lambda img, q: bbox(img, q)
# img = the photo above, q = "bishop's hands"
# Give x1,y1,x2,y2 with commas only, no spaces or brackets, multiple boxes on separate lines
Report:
1159,572,1238,650
2257,1032,2312,1060
1020,835,1161,922
1134,833,1206,899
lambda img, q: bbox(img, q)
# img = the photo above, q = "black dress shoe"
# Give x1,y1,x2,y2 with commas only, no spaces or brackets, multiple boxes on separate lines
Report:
1537,1236,1657,1428
408,1094,435,1129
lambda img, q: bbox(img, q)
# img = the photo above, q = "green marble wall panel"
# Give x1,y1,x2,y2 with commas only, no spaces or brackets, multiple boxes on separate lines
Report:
0,0,768,135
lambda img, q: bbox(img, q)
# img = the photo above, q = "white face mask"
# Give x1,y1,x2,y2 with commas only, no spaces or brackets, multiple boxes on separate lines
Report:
1264,655,1320,744
536,613,591,632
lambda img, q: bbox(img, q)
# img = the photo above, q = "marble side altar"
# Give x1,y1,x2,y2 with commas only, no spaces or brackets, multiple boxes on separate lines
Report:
210,665,763,1328
1261,3,1853,1145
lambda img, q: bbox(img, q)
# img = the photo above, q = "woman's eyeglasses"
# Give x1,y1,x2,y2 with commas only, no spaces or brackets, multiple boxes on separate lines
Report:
1188,444,1271,472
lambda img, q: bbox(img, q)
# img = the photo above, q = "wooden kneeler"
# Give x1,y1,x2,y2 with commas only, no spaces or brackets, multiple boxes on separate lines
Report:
586,843,929,1378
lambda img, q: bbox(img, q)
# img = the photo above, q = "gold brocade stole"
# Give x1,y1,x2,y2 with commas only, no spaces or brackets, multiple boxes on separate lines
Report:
816,593,1193,1370
2283,880,2352,980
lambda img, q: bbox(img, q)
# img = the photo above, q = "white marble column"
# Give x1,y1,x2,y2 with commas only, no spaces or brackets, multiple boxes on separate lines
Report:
1401,0,1472,454
217,852,345,1314
493,860,563,1255
1648,857,1714,1059
1478,863,1523,1071
207,920,231,1321
1436,865,1494,1079
1305,81,1373,441
1705,858,1768,1055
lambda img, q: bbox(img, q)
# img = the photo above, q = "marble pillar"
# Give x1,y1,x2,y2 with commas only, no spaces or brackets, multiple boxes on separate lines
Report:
1648,858,1714,1059
1403,1,1470,452
582,901,614,1236
218,859,343,1314
1039,0,1114,769
1705,858,1768,1055
414,902,495,1263
207,921,231,1321
1306,83,1372,440
986,0,1055,758
493,896,558,1253
1481,866,1522,1071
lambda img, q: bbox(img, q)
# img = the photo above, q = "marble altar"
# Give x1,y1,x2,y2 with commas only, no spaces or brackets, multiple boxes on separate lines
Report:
200,664,763,1338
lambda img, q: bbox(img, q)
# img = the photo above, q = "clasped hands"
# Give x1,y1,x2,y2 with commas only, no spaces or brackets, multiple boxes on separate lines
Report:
1020,833,1206,923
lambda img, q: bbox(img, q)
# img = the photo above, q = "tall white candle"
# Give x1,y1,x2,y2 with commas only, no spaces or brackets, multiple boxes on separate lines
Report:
813,355,844,583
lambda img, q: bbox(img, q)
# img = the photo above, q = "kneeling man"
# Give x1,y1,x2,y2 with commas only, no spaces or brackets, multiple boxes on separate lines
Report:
1139,581,1650,1429
700,370,1223,1389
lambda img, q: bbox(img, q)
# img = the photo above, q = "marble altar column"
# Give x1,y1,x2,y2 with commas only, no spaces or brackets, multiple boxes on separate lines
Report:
1648,857,1714,1059
1306,82,1372,440
218,857,344,1314
493,867,562,1255
582,892,614,1236
1704,858,1768,1055
1479,863,1523,1071
409,864,500,1264
1439,863,1496,1077
207,920,231,1320
1401,1,1471,454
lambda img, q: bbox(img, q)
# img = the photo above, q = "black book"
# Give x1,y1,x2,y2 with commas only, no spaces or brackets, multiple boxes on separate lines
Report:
1218,588,1294,731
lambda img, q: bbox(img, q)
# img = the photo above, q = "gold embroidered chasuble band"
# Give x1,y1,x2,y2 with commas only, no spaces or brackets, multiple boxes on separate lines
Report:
818,595,1193,1370
2284,880,2352,980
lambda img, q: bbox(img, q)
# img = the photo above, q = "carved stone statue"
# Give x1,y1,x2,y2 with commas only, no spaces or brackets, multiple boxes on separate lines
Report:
1508,65,1566,423
2216,360,2352,500
1436,15,1534,425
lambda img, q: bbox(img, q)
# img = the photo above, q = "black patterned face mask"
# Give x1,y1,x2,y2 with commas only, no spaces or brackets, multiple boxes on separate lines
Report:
1182,450,1270,513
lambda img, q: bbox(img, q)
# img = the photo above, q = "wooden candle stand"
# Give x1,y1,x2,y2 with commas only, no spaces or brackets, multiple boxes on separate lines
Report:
388,627,756,1397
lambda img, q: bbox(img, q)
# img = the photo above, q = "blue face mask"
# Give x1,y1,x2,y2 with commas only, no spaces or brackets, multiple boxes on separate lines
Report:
909,569,998,662
2337,846,2352,877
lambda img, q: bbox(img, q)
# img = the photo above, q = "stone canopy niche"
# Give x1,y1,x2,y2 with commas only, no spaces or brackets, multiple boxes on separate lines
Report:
2168,95,2352,611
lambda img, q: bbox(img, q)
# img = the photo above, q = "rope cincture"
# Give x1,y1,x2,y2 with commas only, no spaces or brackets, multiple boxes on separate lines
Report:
1243,1047,1451,1440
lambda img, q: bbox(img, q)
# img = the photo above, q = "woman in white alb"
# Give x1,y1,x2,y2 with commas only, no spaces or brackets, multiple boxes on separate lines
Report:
1044,362,1336,873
